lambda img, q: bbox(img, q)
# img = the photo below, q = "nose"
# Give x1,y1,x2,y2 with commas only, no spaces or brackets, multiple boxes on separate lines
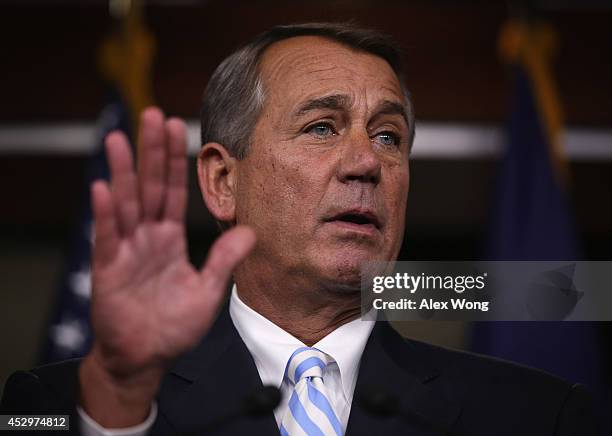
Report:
337,130,382,185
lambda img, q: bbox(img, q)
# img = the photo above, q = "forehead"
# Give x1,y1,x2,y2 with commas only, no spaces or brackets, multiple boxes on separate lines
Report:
258,35,404,106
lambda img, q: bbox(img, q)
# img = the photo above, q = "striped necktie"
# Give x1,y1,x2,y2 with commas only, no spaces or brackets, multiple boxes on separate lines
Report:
280,347,343,436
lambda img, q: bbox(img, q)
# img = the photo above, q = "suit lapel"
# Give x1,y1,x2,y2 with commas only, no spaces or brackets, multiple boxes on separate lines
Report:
155,304,279,435
154,305,461,436
347,322,462,436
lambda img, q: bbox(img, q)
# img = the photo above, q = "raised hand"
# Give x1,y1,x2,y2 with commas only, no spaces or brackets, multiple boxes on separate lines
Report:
79,107,255,427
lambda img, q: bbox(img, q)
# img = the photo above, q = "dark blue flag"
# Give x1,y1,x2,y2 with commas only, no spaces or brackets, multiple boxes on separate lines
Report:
470,21,609,430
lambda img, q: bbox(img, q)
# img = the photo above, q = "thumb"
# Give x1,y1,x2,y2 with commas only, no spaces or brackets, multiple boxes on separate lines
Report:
200,225,256,299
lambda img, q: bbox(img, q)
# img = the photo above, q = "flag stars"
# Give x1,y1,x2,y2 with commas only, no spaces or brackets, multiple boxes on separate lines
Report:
69,267,92,300
50,318,87,353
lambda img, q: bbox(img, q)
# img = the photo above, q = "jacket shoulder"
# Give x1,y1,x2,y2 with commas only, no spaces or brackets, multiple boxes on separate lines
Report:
404,338,597,435
407,340,574,397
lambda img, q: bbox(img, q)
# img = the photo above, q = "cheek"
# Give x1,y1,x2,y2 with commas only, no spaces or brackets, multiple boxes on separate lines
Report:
393,172,409,214
237,148,319,230
383,165,409,234
277,154,319,193
269,154,325,227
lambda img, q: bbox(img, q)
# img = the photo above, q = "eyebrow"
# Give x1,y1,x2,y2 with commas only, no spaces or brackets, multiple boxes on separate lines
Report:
294,94,352,117
293,94,409,128
371,100,409,127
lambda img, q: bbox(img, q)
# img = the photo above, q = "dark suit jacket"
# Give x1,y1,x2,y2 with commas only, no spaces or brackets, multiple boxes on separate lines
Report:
1,305,597,435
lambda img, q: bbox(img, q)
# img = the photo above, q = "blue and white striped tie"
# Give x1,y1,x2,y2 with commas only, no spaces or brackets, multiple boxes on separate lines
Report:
280,347,343,436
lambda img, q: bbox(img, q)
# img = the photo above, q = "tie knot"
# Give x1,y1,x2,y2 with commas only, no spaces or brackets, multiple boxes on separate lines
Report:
284,347,332,385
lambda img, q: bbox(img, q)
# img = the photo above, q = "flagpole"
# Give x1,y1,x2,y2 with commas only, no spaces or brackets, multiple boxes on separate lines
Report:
99,0,156,149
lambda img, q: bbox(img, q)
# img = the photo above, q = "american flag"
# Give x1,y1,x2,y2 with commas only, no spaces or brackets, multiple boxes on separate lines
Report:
40,98,132,363
39,0,154,363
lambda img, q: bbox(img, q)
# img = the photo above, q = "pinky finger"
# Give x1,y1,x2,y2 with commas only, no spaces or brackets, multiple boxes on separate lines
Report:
91,180,120,268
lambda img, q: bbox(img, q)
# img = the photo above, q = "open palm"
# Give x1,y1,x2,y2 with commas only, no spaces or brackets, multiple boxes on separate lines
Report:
89,107,254,377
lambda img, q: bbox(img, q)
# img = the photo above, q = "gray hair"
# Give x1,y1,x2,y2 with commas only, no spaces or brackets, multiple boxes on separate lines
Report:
200,22,415,159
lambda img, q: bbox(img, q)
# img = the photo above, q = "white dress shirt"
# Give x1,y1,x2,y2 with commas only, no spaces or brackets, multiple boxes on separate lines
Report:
79,285,374,435
229,285,374,430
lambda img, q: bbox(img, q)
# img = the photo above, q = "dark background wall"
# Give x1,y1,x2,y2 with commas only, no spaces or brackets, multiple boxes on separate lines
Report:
1,0,611,390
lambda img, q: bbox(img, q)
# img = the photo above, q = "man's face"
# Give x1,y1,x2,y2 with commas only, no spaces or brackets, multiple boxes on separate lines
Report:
235,36,410,291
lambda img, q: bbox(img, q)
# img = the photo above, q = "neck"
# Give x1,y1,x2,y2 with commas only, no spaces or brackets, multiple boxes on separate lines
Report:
234,271,362,346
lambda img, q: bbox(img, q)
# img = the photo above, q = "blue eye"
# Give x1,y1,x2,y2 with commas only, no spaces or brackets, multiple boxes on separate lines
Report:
372,132,400,147
307,123,335,138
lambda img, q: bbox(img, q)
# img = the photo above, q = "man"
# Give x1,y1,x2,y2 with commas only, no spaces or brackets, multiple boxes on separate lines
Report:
1,23,596,436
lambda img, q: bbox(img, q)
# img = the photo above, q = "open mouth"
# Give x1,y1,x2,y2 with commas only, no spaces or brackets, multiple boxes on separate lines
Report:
326,211,381,230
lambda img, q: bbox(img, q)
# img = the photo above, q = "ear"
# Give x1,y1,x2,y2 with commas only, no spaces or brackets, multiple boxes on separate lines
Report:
198,143,238,224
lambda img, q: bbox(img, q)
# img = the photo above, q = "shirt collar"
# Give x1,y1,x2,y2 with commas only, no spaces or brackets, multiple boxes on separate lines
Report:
229,284,374,401
313,310,374,401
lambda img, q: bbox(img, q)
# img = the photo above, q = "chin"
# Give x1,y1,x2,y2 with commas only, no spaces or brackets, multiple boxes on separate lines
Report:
313,248,381,294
